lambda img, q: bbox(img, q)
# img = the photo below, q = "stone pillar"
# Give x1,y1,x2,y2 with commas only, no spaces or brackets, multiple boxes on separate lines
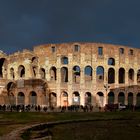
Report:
133,93,136,106
115,68,118,85
80,91,85,106
125,93,128,105
125,70,128,85
114,92,118,104
134,71,137,85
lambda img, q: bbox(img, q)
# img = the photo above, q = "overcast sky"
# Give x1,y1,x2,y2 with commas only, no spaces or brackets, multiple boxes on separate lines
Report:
0,0,140,54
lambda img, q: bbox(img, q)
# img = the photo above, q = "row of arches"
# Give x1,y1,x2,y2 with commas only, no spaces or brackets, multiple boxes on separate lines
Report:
7,91,140,107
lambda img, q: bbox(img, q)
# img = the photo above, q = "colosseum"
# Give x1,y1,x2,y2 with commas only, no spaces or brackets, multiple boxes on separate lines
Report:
0,42,140,108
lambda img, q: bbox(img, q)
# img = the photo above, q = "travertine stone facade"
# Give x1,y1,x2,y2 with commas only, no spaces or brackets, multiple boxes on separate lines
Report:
0,42,140,107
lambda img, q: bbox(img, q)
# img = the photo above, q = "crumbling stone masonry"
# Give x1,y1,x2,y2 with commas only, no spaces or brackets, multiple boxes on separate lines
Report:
0,42,140,107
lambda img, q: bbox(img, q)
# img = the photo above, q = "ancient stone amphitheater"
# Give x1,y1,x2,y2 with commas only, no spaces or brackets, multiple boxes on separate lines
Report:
0,42,140,108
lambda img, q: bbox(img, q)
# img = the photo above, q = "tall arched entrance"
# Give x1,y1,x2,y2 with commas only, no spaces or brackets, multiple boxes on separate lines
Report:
72,92,80,105
17,92,25,105
29,91,37,105
85,92,92,105
128,92,133,106
96,92,104,107
136,93,140,106
61,91,68,107
108,92,114,104
118,92,125,104
49,92,57,107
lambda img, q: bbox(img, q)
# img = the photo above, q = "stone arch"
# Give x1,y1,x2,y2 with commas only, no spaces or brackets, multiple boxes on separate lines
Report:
96,66,104,82
29,91,37,105
85,92,92,105
128,92,133,106
49,92,57,107
73,66,80,83
96,92,104,107
119,68,125,83
0,58,7,78
17,92,25,105
108,58,115,66
128,69,134,83
10,67,15,79
31,57,38,78
118,92,125,104
108,68,115,84
84,66,92,81
8,92,16,105
72,91,80,105
136,93,140,106
50,66,57,81
108,92,114,104
18,65,25,78
61,67,68,82
61,91,68,107
40,68,45,79
61,56,68,64
137,69,140,83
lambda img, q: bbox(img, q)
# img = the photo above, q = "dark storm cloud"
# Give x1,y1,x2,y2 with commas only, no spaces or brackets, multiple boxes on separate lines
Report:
0,0,140,53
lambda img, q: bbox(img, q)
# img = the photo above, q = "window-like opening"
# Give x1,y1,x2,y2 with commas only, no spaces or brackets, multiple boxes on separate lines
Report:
61,56,68,64
84,66,92,81
129,49,133,55
98,47,103,55
32,66,38,78
128,69,134,82
96,66,104,82
51,46,56,53
74,45,80,52
73,92,80,105
97,92,104,107
85,92,92,105
118,92,125,104
18,65,25,78
40,68,45,79
61,67,68,82
108,58,115,65
108,92,114,104
10,67,15,79
119,48,124,54
108,68,115,84
119,68,125,83
137,70,140,83
128,92,133,106
29,91,37,105
17,92,25,105
136,93,140,106
50,67,57,81
0,58,6,78
61,91,68,107
49,92,57,107
73,66,80,83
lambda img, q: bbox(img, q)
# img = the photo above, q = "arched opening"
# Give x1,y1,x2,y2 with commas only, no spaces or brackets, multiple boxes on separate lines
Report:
72,92,80,105
84,66,92,81
108,68,115,84
128,92,133,106
118,92,125,104
96,92,104,107
96,66,104,82
10,67,15,79
18,65,25,78
108,92,114,104
85,92,92,105
32,57,38,78
61,91,68,107
29,91,37,105
128,69,134,83
61,67,68,82
32,66,38,78
8,93,16,105
73,66,80,83
108,58,115,65
119,68,125,83
17,92,25,105
49,92,57,107
137,70,140,83
61,56,68,64
50,67,57,81
136,93,140,106
40,68,45,79
0,58,6,78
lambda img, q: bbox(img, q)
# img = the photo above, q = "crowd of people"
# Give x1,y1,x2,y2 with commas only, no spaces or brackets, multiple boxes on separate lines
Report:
0,104,94,113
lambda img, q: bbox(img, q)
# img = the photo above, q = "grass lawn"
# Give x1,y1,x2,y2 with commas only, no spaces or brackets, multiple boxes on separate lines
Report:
0,111,140,139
